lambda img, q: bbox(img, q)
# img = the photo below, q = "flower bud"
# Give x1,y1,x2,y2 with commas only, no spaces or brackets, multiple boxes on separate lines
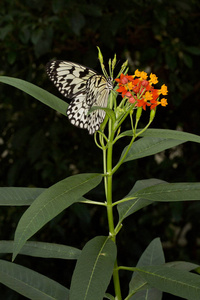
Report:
141,80,148,87
97,46,104,64
112,54,117,69
136,107,142,121
150,107,156,121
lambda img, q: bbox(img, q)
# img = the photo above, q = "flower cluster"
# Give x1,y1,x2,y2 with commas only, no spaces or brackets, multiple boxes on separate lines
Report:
115,70,168,110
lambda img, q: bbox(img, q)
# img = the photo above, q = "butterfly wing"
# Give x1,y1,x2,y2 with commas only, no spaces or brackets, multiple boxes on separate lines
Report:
46,60,112,134
46,60,97,98
67,75,111,134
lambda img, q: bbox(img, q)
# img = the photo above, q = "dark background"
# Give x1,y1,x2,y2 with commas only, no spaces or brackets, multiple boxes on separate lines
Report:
0,0,200,299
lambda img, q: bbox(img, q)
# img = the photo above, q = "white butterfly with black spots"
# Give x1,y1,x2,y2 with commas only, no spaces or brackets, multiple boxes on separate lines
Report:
46,60,113,134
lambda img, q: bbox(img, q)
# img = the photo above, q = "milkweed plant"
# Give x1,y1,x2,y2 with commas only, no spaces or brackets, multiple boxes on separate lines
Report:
0,48,200,300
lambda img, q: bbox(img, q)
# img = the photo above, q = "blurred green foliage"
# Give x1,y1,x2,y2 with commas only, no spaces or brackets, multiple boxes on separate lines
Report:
0,0,200,298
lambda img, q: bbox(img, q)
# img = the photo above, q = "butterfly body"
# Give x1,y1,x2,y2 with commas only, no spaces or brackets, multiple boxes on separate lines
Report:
46,61,113,134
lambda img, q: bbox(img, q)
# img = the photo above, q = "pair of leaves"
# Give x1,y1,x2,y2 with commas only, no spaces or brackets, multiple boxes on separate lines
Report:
119,129,200,163
0,237,116,300
1,177,200,262
0,259,69,300
10,173,102,260
117,179,200,225
127,238,200,300
0,241,81,260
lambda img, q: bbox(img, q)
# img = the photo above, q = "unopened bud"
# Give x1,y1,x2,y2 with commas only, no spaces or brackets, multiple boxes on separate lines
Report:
136,107,142,121
112,54,117,69
150,107,156,121
97,46,104,64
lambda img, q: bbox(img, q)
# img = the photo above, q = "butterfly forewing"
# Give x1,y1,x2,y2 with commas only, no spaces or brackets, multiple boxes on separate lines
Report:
46,60,113,134
46,61,96,98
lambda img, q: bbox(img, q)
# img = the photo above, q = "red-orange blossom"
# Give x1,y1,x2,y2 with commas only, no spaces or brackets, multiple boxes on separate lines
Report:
115,70,168,110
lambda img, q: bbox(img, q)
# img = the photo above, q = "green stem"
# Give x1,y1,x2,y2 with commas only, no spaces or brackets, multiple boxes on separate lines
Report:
80,199,106,206
106,131,115,236
112,197,137,207
117,266,136,272
103,148,108,198
112,118,154,175
112,135,136,175
104,131,122,300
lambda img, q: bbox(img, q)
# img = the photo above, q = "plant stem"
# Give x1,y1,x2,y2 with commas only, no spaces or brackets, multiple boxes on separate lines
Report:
112,135,136,175
105,132,122,300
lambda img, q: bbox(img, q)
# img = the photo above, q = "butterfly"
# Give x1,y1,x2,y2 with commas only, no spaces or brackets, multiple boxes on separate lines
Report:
46,60,113,134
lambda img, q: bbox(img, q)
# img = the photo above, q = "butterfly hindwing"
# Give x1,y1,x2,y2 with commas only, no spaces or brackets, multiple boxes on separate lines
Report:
67,76,109,134
46,60,113,134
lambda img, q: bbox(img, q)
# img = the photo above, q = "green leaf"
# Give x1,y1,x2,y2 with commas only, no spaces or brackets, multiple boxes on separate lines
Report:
70,236,117,300
31,28,43,45
89,106,116,125
80,4,102,17
0,76,68,116
137,237,165,266
0,24,13,40
117,179,165,223
104,293,115,300
70,12,85,35
165,261,199,272
136,265,200,300
0,259,69,300
182,53,193,68
185,46,200,55
13,173,102,260
132,182,200,202
128,238,164,300
165,52,177,70
127,289,162,300
122,128,200,144
0,241,81,260
120,137,185,163
0,187,45,206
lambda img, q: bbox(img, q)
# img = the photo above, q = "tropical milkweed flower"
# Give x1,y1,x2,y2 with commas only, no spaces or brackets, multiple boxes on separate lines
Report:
115,70,168,110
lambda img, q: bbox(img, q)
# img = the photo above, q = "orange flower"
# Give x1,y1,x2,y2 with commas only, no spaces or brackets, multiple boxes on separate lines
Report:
134,69,141,77
140,71,148,80
134,69,148,80
144,91,153,101
159,84,168,95
137,98,151,110
160,98,168,106
151,89,159,100
149,73,158,85
116,85,127,97
115,69,168,112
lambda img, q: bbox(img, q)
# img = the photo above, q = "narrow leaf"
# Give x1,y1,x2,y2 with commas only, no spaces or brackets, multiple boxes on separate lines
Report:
129,238,164,300
120,137,185,163
117,179,165,223
70,236,117,300
13,173,102,260
136,265,200,300
136,238,165,267
132,182,200,202
0,241,81,260
128,289,162,300
105,293,115,300
121,128,200,144
165,261,199,272
140,128,200,143
0,259,69,300
0,76,68,116
89,106,116,124
0,187,45,206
